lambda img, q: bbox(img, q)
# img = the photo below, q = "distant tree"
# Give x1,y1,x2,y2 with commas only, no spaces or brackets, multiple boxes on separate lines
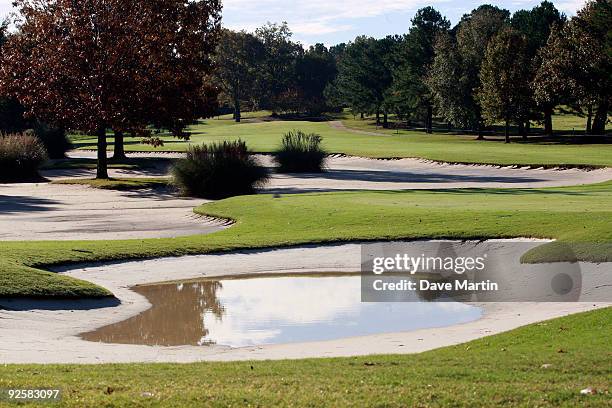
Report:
294,44,338,116
0,0,221,178
391,7,450,133
254,22,302,113
428,5,509,138
478,28,531,142
533,0,610,134
321,44,346,113
511,1,565,135
427,32,474,130
214,30,264,122
332,36,395,126
453,5,510,137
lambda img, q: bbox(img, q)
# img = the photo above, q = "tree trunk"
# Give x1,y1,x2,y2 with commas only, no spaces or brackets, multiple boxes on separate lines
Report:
476,119,484,140
234,99,241,123
426,105,433,134
586,105,592,134
376,109,380,126
504,119,510,144
383,112,388,128
360,112,364,119
96,125,109,179
592,100,609,135
518,122,525,140
543,106,553,136
525,120,530,139
112,130,126,160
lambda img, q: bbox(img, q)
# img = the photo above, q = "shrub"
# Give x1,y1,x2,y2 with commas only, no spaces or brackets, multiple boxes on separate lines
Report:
31,122,71,159
0,133,48,182
273,130,327,173
171,140,268,199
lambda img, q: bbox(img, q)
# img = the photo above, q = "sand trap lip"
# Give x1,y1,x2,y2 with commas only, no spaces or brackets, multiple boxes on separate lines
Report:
0,241,608,364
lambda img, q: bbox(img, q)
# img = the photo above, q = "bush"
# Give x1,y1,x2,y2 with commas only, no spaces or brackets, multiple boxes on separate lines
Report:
31,122,71,159
0,133,48,182
23,123,71,159
273,130,327,173
171,140,268,199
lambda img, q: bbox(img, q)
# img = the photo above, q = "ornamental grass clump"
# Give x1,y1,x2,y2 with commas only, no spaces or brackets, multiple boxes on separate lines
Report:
0,133,48,182
273,130,327,173
171,140,268,199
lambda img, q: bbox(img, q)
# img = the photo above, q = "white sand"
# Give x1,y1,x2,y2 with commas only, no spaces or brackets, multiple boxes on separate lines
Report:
0,242,608,364
0,183,228,241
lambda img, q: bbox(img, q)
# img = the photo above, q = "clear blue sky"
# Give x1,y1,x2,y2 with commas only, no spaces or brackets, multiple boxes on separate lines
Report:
0,0,584,47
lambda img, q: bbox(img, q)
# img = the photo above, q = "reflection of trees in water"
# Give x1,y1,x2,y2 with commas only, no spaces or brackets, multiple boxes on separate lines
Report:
82,280,224,346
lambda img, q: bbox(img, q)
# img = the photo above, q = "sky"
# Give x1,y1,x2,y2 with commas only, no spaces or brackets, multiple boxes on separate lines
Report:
0,0,586,47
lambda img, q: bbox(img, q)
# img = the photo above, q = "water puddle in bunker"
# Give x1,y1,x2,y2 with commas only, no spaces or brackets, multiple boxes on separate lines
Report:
82,273,481,347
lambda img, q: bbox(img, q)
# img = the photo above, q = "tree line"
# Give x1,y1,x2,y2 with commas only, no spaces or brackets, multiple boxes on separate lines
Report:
214,22,339,120
0,1,608,179
215,0,610,139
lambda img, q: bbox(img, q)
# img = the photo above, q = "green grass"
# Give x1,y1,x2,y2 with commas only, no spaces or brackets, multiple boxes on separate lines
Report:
340,107,607,135
1,182,610,298
1,307,609,407
52,178,170,191
215,109,273,120
68,112,612,167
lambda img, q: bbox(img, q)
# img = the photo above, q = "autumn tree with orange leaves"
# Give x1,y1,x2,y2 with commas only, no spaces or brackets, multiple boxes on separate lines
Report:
0,0,221,178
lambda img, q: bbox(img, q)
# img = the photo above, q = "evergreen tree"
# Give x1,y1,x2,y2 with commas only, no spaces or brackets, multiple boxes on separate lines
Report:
428,5,509,138
511,1,565,135
478,28,531,143
392,7,450,133
533,0,610,134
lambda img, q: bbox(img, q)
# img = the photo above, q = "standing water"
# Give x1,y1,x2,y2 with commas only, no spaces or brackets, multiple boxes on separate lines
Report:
82,273,481,347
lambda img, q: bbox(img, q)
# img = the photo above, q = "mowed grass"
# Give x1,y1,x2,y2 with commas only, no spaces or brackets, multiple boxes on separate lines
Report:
52,177,170,191
340,107,607,136
1,182,610,298
69,112,612,167
0,308,609,407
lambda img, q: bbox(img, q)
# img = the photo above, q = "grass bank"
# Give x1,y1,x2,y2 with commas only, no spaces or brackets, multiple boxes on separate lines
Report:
0,307,609,407
69,113,612,167
1,182,610,298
